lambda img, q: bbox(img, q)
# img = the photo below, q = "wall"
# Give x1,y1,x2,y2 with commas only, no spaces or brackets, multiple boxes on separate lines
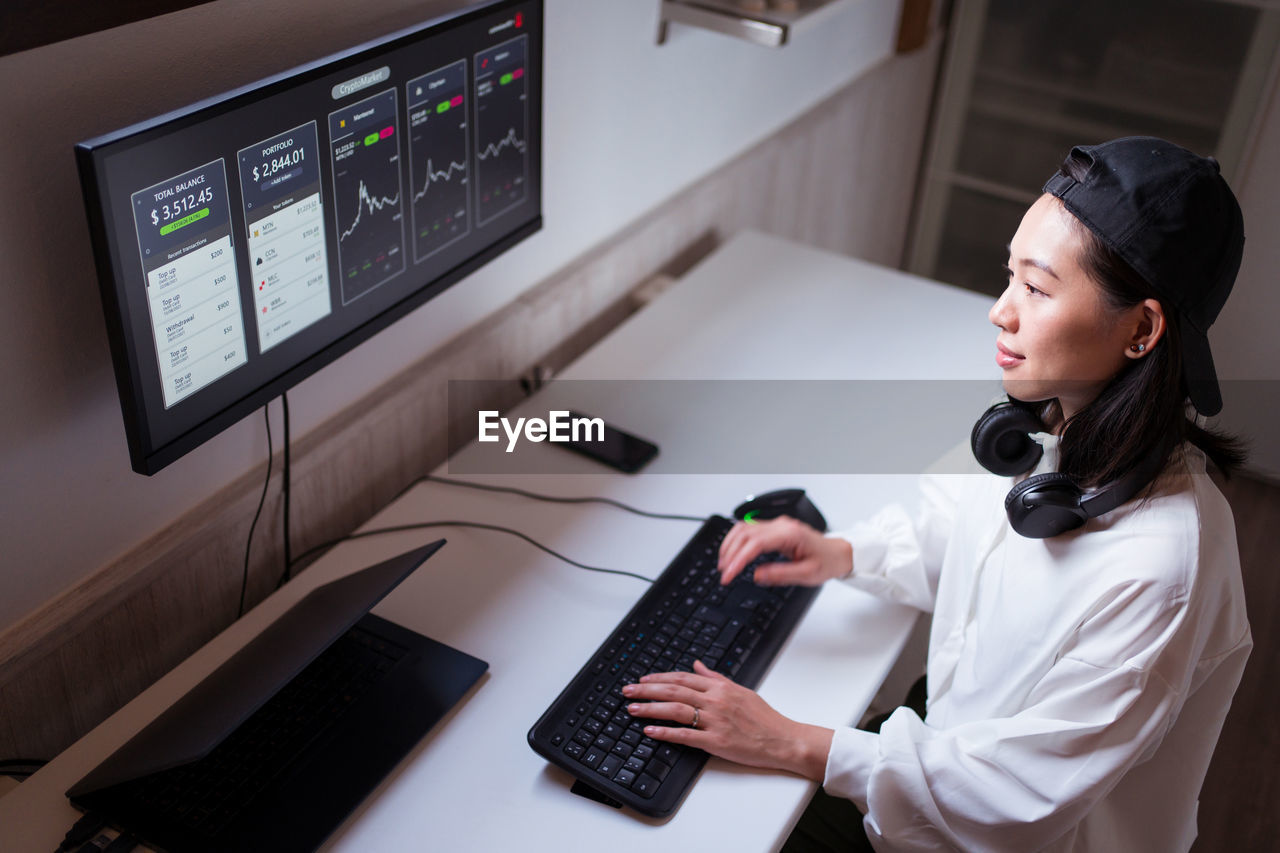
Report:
0,0,904,632
1214,48,1280,482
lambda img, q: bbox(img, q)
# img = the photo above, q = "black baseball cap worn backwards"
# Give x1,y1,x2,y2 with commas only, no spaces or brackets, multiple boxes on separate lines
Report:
1043,136,1244,416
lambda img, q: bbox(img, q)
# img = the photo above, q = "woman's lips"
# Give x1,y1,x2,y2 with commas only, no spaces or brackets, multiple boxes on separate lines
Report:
996,342,1024,369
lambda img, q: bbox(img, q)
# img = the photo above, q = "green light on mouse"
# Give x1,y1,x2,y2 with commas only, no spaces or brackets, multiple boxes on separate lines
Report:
743,510,760,524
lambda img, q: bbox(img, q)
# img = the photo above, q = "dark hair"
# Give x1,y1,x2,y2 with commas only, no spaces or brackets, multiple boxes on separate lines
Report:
1042,155,1246,487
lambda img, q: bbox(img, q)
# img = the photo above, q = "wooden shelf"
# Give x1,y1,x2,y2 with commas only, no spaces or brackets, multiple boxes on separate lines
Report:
941,171,1038,206
973,67,1222,132
969,96,1156,148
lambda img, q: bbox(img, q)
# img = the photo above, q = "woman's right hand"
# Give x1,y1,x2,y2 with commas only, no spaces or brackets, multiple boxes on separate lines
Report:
717,517,852,587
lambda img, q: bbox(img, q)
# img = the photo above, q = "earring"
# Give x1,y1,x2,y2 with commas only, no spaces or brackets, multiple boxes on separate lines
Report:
1129,344,1146,353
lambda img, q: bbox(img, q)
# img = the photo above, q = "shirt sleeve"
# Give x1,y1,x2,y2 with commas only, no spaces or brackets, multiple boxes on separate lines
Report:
829,475,970,613
823,575,1191,852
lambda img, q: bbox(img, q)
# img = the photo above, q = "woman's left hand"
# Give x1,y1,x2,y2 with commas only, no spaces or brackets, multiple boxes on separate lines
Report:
622,660,834,781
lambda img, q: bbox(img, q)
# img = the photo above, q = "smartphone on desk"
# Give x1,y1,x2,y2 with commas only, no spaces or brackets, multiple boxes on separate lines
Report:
559,411,658,473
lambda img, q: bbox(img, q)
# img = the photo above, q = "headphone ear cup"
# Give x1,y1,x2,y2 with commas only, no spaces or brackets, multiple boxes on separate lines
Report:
1005,473,1088,539
971,403,1045,476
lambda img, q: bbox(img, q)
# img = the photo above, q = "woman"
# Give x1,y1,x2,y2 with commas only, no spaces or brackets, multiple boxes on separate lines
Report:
622,138,1253,851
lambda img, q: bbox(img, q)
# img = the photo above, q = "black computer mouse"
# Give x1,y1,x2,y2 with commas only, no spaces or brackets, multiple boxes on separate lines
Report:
732,488,828,533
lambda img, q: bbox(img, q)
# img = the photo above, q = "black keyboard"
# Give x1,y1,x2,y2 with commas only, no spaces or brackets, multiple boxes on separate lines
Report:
104,624,406,836
527,514,819,817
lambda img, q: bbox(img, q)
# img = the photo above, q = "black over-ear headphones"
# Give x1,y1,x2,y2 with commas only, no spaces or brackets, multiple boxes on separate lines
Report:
970,401,1167,539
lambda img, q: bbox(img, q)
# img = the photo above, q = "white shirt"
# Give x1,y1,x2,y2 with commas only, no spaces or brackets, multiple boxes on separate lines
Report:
823,438,1252,852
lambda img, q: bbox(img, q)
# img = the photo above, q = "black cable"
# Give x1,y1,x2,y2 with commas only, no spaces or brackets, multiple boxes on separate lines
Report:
286,521,656,584
282,392,292,584
418,473,708,522
239,405,273,619
273,469,704,588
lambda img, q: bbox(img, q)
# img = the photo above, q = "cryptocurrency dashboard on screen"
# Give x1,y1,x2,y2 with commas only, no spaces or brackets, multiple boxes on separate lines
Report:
78,0,541,474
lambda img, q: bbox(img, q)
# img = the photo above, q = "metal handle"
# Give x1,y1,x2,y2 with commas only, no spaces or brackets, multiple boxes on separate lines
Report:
657,0,790,48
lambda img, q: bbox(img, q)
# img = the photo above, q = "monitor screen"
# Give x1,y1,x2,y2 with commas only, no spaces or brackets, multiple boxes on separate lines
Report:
77,0,542,474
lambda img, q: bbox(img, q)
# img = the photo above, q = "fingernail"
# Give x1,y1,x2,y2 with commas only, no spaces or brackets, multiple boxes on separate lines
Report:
644,726,658,734
628,704,640,713
622,684,634,695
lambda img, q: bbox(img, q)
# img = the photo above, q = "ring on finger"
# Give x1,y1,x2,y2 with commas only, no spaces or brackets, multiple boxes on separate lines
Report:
691,706,700,729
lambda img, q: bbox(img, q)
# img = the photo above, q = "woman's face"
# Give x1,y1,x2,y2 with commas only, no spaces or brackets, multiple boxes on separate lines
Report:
989,194,1136,418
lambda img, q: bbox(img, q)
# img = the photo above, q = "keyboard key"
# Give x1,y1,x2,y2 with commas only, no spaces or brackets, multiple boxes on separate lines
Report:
597,754,622,778
582,748,604,769
692,606,723,626
715,618,745,648
633,774,660,798
614,768,637,787
624,756,647,774
564,741,585,759
647,759,672,781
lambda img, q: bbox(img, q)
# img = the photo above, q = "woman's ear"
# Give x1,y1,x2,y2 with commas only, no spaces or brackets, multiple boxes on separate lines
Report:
1125,298,1167,359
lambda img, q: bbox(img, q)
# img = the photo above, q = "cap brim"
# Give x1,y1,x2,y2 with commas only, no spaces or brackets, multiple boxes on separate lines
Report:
1179,313,1222,416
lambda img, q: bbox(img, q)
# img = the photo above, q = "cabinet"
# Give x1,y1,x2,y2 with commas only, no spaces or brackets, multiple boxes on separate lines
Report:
908,0,1280,296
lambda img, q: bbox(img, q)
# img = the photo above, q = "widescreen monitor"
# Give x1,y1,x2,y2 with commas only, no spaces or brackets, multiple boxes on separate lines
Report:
76,0,543,474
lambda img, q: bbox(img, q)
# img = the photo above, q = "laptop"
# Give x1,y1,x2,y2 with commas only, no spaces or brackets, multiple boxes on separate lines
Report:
68,540,488,852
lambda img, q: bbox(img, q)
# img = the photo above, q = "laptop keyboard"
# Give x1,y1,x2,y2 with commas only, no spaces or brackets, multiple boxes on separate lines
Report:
527,514,818,817
120,624,405,836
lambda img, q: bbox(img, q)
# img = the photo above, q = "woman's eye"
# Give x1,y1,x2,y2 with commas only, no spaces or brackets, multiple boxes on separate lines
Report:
1023,282,1043,296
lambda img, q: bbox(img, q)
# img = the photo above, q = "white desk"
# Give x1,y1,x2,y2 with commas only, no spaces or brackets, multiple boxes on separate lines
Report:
0,231,999,851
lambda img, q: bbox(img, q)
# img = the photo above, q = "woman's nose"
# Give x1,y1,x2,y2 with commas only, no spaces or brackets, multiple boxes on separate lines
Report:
990,285,1014,330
